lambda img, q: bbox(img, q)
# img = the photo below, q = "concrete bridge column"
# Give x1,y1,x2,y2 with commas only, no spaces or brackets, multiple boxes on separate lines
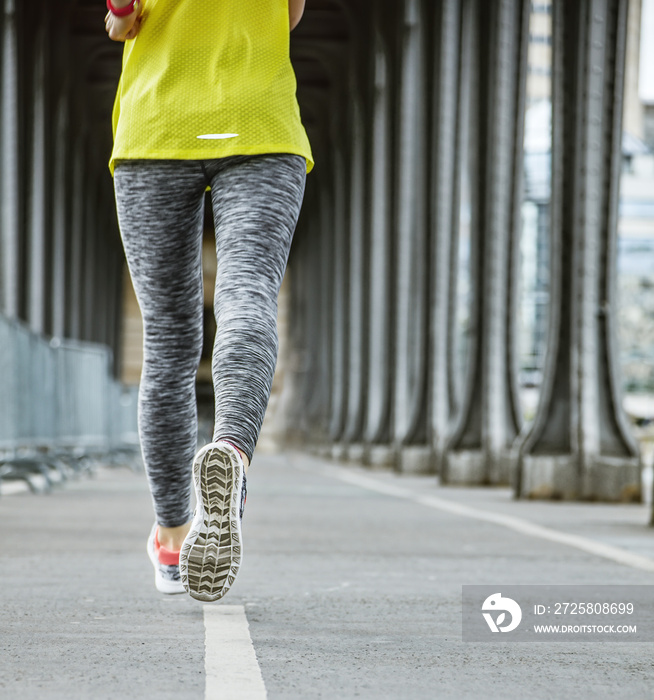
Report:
104,214,123,356
103,239,118,362
342,94,368,461
301,202,325,435
51,93,69,339
393,0,431,474
26,21,51,335
328,144,350,456
443,0,529,485
428,0,463,473
111,244,125,374
66,139,86,341
287,176,328,451
292,175,336,445
362,6,394,469
340,5,373,462
517,0,641,502
92,199,111,345
284,205,311,440
81,170,100,342
50,8,76,342
316,179,335,447
1,0,20,319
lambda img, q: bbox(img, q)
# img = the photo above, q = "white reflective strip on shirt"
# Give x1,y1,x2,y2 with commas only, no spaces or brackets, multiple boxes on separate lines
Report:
196,133,239,139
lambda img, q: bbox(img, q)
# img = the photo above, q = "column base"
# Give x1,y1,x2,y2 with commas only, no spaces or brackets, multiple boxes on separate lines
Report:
520,454,642,502
443,450,514,485
397,445,434,475
345,443,365,463
331,443,348,461
363,444,396,470
443,450,485,484
313,444,332,460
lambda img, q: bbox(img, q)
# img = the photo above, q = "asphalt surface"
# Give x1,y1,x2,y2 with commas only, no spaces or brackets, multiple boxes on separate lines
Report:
2,450,654,700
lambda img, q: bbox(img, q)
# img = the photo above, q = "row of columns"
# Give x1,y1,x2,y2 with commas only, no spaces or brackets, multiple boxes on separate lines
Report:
287,0,642,502
0,0,124,367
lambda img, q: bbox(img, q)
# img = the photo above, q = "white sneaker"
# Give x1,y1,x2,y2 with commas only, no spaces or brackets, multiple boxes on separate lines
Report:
146,523,185,595
179,441,247,602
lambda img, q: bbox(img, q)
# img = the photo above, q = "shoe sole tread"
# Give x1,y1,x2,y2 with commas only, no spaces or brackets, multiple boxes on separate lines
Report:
180,443,243,602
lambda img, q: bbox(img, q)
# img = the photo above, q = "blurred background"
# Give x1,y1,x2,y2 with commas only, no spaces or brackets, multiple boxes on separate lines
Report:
0,0,653,511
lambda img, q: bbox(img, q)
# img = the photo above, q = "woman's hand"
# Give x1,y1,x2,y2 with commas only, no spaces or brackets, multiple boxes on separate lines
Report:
105,2,143,42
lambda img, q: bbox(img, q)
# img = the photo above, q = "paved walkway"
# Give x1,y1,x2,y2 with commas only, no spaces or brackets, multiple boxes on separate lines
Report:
1,451,654,699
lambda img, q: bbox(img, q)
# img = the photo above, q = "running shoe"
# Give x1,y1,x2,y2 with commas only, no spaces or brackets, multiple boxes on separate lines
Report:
179,440,247,602
146,523,185,595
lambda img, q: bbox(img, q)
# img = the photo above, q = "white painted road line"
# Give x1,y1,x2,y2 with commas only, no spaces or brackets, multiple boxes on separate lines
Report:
308,462,654,574
204,605,267,700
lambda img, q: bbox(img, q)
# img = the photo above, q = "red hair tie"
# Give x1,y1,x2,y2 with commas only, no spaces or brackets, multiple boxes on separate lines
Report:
106,0,139,17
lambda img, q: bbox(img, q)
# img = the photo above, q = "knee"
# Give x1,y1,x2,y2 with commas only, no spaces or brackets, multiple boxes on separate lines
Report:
214,291,278,328
142,312,203,364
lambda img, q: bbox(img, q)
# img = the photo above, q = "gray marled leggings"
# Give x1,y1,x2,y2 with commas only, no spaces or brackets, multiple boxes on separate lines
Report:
114,155,306,527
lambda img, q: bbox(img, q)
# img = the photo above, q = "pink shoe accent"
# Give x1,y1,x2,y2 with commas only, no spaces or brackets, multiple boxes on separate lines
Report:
154,527,181,566
218,439,246,464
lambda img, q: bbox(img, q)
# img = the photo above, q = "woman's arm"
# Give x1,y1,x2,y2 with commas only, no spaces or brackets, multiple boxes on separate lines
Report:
289,0,306,31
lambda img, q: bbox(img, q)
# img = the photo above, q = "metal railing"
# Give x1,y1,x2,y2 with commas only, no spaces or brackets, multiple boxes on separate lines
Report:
0,314,139,492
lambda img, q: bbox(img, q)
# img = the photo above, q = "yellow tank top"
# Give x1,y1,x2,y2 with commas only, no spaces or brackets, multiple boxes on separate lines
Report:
109,0,313,175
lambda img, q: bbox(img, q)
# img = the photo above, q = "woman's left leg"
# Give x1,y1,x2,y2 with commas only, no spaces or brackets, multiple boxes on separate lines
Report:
179,154,306,603
207,154,307,463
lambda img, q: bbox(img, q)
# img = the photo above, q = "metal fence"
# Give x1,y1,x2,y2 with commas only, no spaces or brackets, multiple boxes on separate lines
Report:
0,314,139,492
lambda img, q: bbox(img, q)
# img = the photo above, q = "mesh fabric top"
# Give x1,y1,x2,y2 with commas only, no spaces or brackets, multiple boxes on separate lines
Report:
109,0,313,175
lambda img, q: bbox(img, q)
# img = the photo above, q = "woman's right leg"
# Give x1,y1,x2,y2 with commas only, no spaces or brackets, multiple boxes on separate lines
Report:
114,160,207,533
